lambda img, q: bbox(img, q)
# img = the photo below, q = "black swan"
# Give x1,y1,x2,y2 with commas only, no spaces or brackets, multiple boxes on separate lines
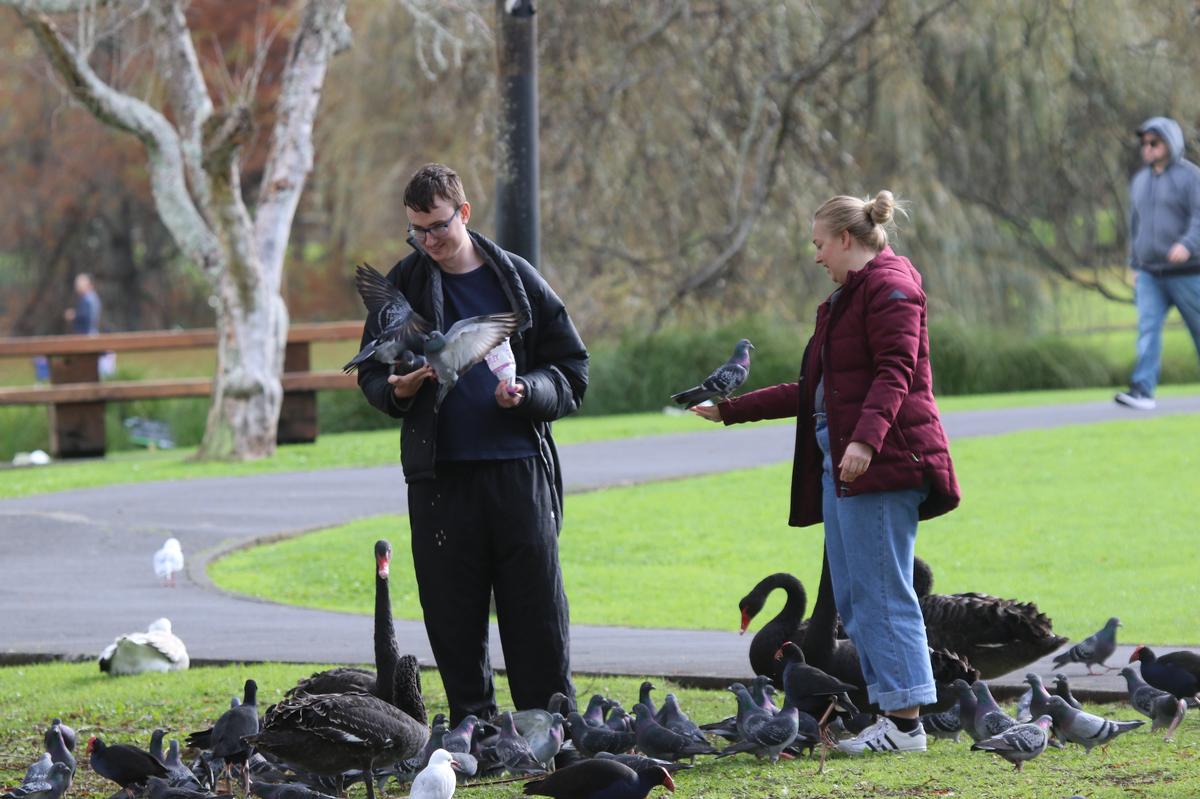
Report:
246,692,429,799
738,572,807,686
913,557,1066,680
286,540,425,722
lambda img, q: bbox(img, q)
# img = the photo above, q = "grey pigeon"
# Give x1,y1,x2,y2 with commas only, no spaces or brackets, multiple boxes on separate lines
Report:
638,681,658,720
343,263,433,373
44,719,76,753
604,703,633,733
656,694,708,745
671,338,754,406
1023,673,1055,725
969,680,1017,742
3,761,72,799
1043,696,1144,753
1013,687,1032,723
1120,665,1187,740
394,351,429,375
41,727,74,789
441,715,478,755
726,683,773,741
148,728,166,763
717,705,800,763
920,703,963,743
494,711,546,775
147,776,229,799
565,712,635,757
424,312,521,409
631,703,717,761
162,740,201,790
1052,617,1120,674
518,711,565,769
20,754,52,787
971,715,1053,771
1052,673,1084,710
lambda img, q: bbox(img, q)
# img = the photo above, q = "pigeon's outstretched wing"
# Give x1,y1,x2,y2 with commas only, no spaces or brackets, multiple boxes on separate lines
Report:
427,312,521,409
344,263,433,373
671,339,753,406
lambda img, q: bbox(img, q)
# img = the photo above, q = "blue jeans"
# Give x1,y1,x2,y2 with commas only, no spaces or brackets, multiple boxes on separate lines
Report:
1130,270,1200,396
814,414,936,712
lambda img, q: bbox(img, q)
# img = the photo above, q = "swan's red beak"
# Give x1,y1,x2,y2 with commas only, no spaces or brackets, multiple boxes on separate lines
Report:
377,553,390,579
739,609,751,634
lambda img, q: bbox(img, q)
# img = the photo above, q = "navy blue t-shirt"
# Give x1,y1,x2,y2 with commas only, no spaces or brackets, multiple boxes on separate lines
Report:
436,264,537,461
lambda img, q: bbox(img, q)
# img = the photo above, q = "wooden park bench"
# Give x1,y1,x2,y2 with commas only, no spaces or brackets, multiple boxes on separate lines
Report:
0,321,363,458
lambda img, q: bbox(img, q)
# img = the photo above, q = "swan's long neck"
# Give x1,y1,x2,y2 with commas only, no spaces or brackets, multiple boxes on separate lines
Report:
375,570,401,704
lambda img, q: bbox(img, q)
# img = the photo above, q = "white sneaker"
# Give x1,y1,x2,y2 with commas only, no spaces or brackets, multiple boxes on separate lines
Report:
1114,390,1156,410
835,716,927,754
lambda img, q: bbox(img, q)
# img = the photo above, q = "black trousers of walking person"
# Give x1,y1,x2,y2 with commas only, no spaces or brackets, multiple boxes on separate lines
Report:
408,456,574,725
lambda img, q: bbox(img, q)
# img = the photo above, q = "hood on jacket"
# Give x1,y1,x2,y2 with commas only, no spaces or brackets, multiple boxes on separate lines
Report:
1137,116,1185,164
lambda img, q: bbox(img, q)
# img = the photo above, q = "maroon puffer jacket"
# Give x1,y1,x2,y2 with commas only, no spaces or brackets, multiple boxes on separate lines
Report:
719,247,959,527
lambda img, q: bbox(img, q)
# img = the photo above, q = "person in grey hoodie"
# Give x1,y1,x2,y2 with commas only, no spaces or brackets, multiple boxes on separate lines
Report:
1115,116,1200,410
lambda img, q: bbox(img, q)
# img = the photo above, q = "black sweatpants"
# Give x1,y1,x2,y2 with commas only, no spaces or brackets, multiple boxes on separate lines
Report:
408,456,573,725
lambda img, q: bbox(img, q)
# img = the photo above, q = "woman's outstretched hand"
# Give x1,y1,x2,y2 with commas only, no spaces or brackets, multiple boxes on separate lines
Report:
689,403,723,423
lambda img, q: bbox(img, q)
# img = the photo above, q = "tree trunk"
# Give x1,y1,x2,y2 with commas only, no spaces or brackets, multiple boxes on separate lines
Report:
6,0,349,460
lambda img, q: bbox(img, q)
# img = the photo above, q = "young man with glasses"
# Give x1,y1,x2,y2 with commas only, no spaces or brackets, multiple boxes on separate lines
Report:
355,163,588,724
1116,117,1200,410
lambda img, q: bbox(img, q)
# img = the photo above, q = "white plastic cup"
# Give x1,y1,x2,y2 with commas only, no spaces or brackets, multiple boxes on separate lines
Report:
485,338,517,385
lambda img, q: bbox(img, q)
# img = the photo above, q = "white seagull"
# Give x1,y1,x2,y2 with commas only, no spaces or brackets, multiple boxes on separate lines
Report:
153,538,184,586
98,618,190,676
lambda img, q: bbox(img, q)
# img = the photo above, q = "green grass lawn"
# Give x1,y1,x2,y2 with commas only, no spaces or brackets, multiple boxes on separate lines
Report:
3,383,1198,500
1,661,1197,799
211,414,1200,645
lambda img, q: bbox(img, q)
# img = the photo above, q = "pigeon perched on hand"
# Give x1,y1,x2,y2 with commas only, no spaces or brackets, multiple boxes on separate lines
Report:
1052,617,1120,674
671,339,754,407
98,618,189,676
344,263,434,373
153,538,184,587
970,715,1053,771
424,312,521,410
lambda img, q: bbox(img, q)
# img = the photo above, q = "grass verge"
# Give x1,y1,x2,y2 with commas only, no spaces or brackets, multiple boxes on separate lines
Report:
2,384,1198,500
0,661,1197,799
211,414,1200,645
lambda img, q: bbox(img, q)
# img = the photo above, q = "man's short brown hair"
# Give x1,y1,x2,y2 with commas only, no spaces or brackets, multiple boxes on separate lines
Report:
404,163,466,213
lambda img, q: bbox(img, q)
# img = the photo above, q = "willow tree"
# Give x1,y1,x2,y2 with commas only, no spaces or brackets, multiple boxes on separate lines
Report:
3,0,350,459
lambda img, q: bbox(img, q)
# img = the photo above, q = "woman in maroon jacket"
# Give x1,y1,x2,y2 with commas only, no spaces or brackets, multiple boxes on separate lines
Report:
693,191,960,755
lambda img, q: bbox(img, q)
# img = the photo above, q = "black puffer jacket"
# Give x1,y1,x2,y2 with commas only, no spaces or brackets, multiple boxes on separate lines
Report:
356,231,589,529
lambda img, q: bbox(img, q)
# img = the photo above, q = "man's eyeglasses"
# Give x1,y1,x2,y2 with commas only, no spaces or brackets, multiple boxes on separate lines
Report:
408,205,463,241
1141,138,1163,149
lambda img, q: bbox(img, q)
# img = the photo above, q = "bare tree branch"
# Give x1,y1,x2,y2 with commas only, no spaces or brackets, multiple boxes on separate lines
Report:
16,8,222,275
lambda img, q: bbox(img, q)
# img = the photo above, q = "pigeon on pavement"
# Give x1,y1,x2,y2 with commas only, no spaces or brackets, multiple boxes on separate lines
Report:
1119,665,1187,740
98,618,189,676
671,339,754,407
343,263,433,373
970,715,1053,771
1042,696,1144,753
1052,617,1120,674
153,538,184,586
409,749,459,799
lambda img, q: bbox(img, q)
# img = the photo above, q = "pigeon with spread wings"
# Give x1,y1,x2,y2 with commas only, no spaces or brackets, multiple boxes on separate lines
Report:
344,263,434,373
425,312,521,409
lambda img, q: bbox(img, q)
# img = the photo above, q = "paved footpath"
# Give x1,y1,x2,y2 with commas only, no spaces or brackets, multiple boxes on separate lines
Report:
2,396,1199,703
